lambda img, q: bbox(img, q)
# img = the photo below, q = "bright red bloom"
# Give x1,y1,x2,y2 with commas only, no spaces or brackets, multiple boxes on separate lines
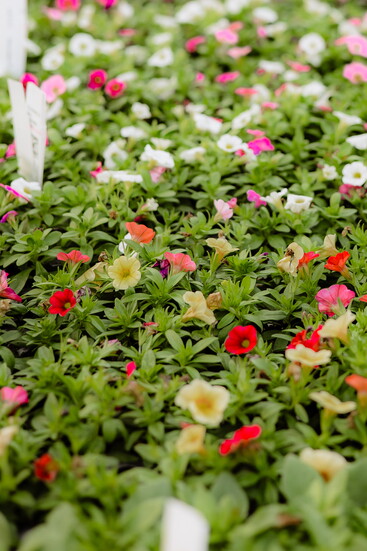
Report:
224,325,257,354
126,361,137,377
325,251,350,273
359,295,367,302
287,325,323,352
34,453,59,482
219,424,262,455
48,289,76,316
0,270,22,302
87,69,107,90
345,374,367,394
105,79,126,98
298,252,319,267
57,250,90,264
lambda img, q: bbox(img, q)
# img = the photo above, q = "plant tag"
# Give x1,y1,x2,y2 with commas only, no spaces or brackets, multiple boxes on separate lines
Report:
26,83,47,184
0,0,28,78
160,499,209,551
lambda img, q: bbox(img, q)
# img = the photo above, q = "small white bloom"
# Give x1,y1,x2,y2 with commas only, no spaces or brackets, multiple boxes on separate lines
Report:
250,84,271,104
125,45,148,63
262,188,288,208
117,2,134,20
65,123,85,138
154,14,178,28
322,165,338,180
47,99,63,120
26,39,41,56
263,22,287,36
193,113,222,134
185,103,206,115
96,40,122,55
140,145,175,168
78,5,95,29
176,2,206,24
179,146,206,163
217,134,243,152
253,7,278,23
115,71,137,82
151,32,173,46
120,126,147,140
237,143,257,163
151,138,173,150
346,133,367,150
206,18,230,35
103,141,128,170
334,111,362,127
301,81,327,98
147,47,174,67
342,161,367,187
66,76,81,91
145,198,159,211
285,194,313,213
10,178,41,201
149,77,176,99
226,0,250,15
299,32,326,57
259,60,285,74
283,70,299,82
132,102,151,120
69,33,96,57
304,0,329,16
96,171,143,184
41,48,64,71
232,105,261,130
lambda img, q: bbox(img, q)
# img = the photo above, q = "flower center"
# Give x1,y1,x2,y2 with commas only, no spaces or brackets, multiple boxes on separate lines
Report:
353,172,361,179
196,397,213,414
64,302,71,308
241,339,250,348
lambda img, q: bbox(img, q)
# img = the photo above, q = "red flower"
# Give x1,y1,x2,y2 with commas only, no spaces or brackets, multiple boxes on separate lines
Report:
126,361,137,377
325,251,350,276
219,424,262,455
298,252,319,267
359,295,367,302
48,289,76,316
34,453,59,482
224,325,257,354
125,222,155,244
287,325,323,351
56,250,90,264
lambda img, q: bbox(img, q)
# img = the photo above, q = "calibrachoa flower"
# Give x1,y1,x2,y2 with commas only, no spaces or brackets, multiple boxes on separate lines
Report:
21,73,39,89
247,190,267,208
317,234,338,259
0,271,22,302
345,374,367,407
285,345,331,368
182,291,216,325
224,325,257,355
315,284,355,316
299,448,347,481
175,424,206,455
324,251,350,278
125,222,155,244
34,454,59,482
342,162,367,186
105,79,126,98
206,237,238,260
56,0,80,10
309,391,356,415
277,243,304,276
41,75,66,103
343,62,367,84
107,256,141,290
213,199,234,222
49,289,77,316
126,361,137,377
88,69,108,89
163,252,196,274
298,251,319,268
219,424,262,455
57,250,90,264
287,326,322,351
319,311,355,343
0,386,29,409
175,379,230,426
0,425,18,457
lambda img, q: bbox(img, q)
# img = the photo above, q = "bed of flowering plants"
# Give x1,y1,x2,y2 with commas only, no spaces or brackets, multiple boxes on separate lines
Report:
3,0,367,549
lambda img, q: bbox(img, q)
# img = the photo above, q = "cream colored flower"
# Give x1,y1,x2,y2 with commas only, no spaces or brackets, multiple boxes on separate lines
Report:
319,311,355,343
206,237,238,260
175,379,230,426
317,234,338,259
175,424,206,455
0,425,18,456
299,448,347,481
285,344,331,367
206,292,222,310
277,242,304,276
75,261,108,287
107,256,141,290
309,391,356,414
182,291,216,324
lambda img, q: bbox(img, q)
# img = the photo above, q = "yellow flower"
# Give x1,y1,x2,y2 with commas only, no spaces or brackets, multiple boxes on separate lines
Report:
299,448,347,481
75,261,108,287
175,425,206,455
317,234,338,260
182,291,216,324
319,311,355,343
309,391,356,414
206,237,238,260
175,379,230,426
0,425,18,456
285,344,331,368
107,256,141,290
277,242,304,276
206,292,222,310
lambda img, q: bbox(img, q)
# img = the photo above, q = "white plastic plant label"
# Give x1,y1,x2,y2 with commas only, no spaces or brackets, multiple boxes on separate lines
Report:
160,499,210,551
26,82,47,184
0,0,28,78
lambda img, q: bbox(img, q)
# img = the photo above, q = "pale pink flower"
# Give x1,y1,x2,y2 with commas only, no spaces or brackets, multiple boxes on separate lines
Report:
248,137,274,155
343,62,367,84
150,166,166,183
227,46,251,59
315,284,355,317
41,75,66,103
257,27,267,38
195,72,205,83
247,190,267,208
164,252,197,274
185,36,205,53
215,29,238,44
215,71,240,84
43,7,63,20
1,386,28,407
339,183,362,197
227,198,237,208
247,129,265,137
0,271,22,302
235,87,258,96
214,199,233,222
118,29,136,37
287,61,311,72
262,102,279,110
335,36,367,58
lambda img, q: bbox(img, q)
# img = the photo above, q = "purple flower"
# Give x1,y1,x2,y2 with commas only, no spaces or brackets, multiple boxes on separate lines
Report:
153,259,170,278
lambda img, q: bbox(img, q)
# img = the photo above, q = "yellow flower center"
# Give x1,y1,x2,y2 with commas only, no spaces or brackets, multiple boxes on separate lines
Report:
242,339,250,348
196,396,214,415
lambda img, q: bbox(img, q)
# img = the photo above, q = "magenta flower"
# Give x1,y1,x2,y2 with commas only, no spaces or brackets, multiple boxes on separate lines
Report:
215,71,240,84
248,137,275,155
21,73,39,89
343,62,367,84
1,386,29,407
247,190,267,208
87,69,107,90
0,271,22,302
105,79,126,98
0,211,18,223
56,0,80,10
185,36,205,53
126,361,137,377
315,284,355,317
164,252,197,274
90,162,104,178
215,28,238,45
41,75,67,103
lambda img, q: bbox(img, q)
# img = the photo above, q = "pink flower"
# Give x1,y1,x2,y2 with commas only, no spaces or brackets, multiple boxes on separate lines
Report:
118,28,136,37
126,361,137,377
57,250,90,264
0,271,22,302
343,62,367,84
185,36,205,53
1,386,28,407
90,162,104,178
150,166,166,183
41,75,66,103
195,72,205,83
0,143,16,163
247,129,265,137
43,7,63,20
21,73,38,89
262,102,279,110
0,211,18,223
56,0,80,10
339,183,362,197
164,252,197,274
235,87,258,96
105,79,126,98
0,183,29,202
248,137,274,155
96,0,118,7
315,284,355,317
257,27,267,38
287,61,311,72
227,198,237,209
229,22,243,31
247,190,267,208
227,46,251,59
335,36,367,57
215,29,238,44
215,71,240,84
88,69,107,90
214,199,234,221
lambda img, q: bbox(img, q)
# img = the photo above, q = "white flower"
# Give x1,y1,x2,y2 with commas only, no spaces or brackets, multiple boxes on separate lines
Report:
175,379,229,426
226,0,250,15
217,134,243,152
262,188,288,208
66,76,81,91
26,39,41,56
96,40,122,55
115,71,137,82
338,20,361,37
304,0,330,16
299,32,326,56
10,178,41,201
185,103,206,115
193,113,222,134
140,145,174,168
179,146,206,163
237,143,257,163
176,2,206,23
96,171,142,184
346,133,367,150
65,123,85,138
285,194,313,213
206,18,230,35
301,81,327,98
147,47,174,67
69,33,96,57
151,138,173,150
264,22,288,36
231,105,261,130
47,99,63,120
0,425,18,456
145,198,159,211
103,141,128,170
283,70,299,82
41,49,64,71
322,165,338,180
154,14,177,28
259,60,285,74
125,45,148,63
149,77,176,99
120,126,147,140
253,7,278,23
334,111,362,127
151,32,173,46
117,2,134,20
132,102,151,120
250,84,271,104
342,161,367,187
78,5,95,29
300,448,347,481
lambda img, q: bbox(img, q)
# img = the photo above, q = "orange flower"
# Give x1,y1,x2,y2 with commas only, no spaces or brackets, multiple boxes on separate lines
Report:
125,222,155,244
345,374,367,394
298,252,319,267
324,251,350,278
